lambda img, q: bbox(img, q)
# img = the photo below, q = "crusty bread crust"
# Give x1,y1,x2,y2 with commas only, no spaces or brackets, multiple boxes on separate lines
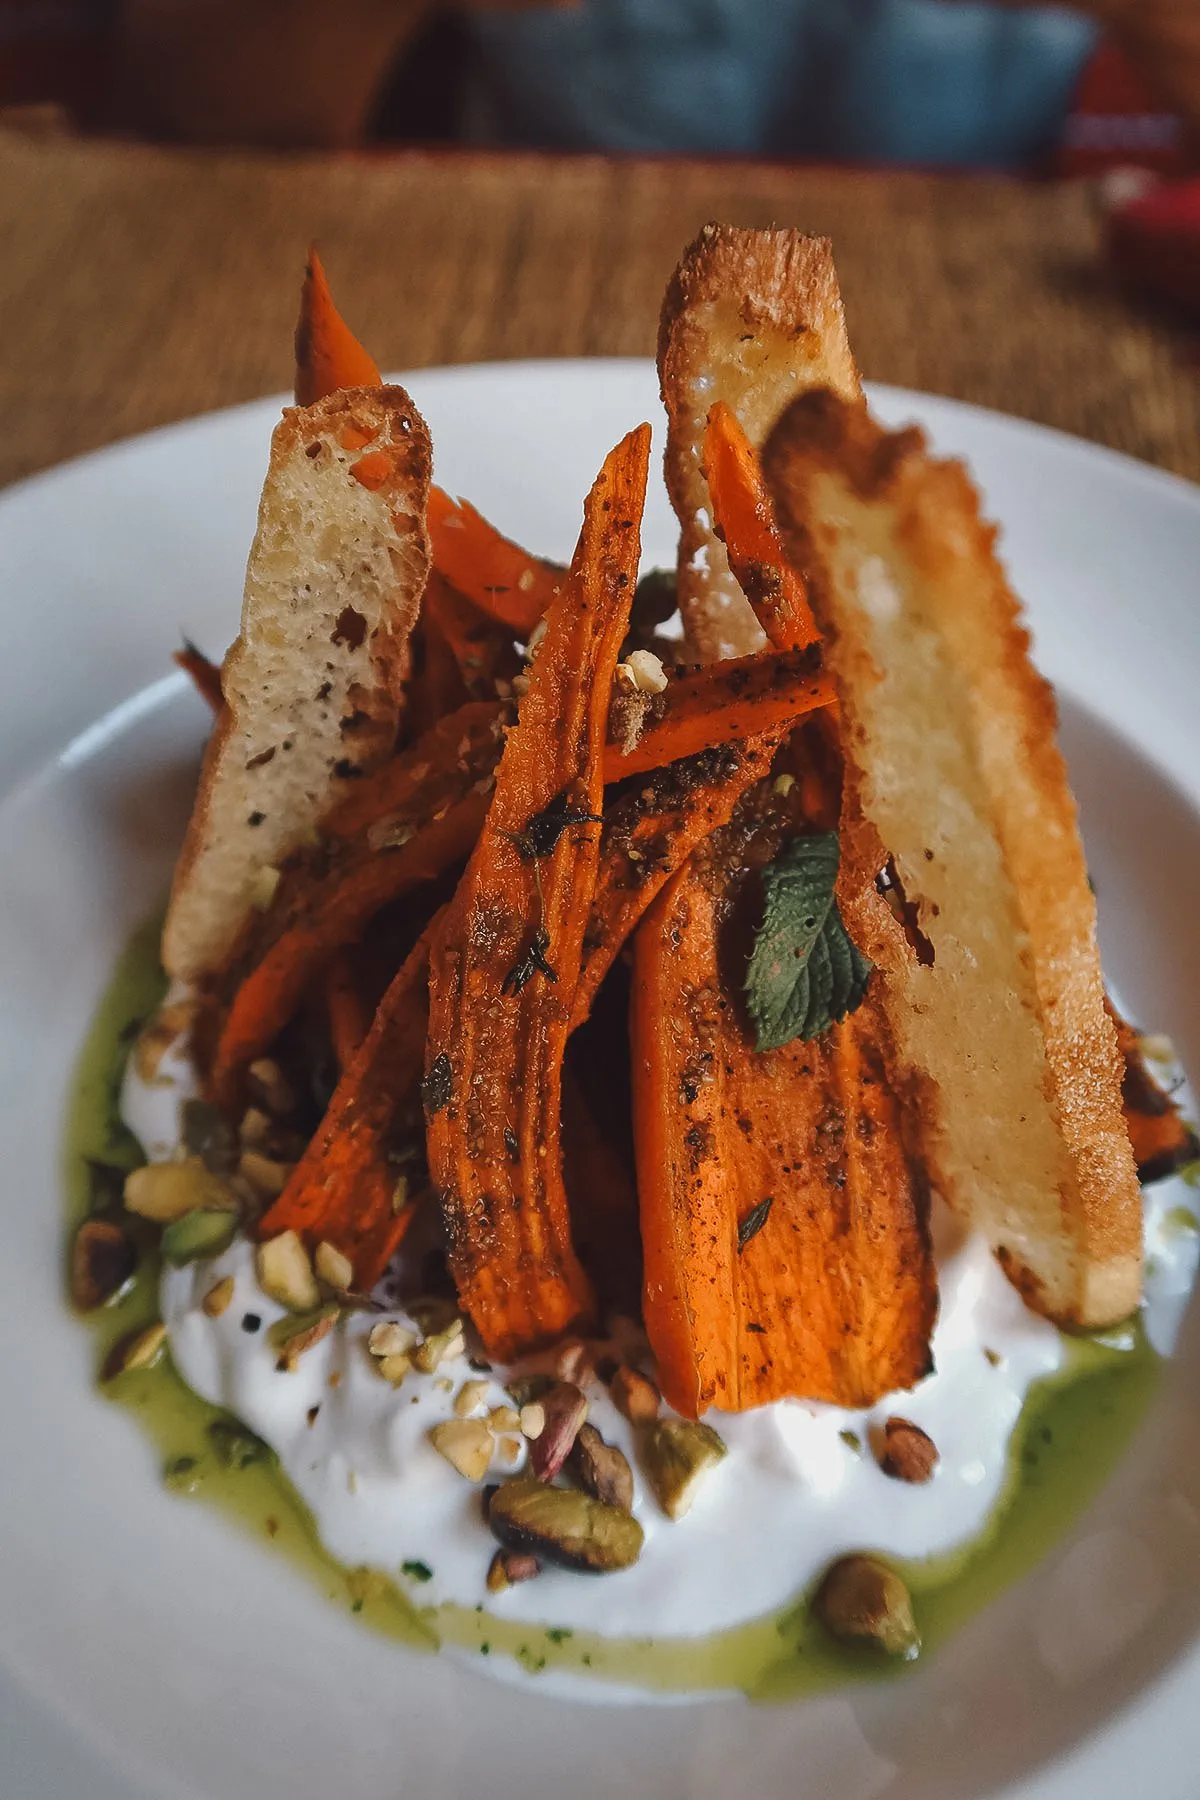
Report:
763,390,1141,1329
658,225,861,663
163,386,432,983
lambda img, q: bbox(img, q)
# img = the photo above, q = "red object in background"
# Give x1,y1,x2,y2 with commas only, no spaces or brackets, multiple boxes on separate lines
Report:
1059,42,1193,180
1107,178,1200,319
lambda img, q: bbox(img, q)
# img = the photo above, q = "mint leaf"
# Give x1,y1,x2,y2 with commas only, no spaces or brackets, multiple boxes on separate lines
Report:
745,832,872,1050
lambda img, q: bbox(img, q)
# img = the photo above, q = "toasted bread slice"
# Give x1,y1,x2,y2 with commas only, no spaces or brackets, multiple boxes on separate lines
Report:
658,225,861,663
762,390,1141,1329
163,386,432,984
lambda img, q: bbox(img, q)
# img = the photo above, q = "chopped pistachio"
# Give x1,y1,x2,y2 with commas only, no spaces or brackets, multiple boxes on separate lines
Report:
488,1478,643,1573
429,1419,494,1481
202,1276,235,1318
489,1405,521,1434
70,1217,136,1310
246,1058,295,1118
161,1208,239,1266
571,1423,634,1511
528,1382,588,1482
519,1402,546,1440
554,1339,593,1385
625,648,669,694
105,1320,167,1378
391,1175,410,1215
238,1151,292,1202
609,1364,660,1425
269,1303,339,1371
368,1320,416,1359
315,1240,354,1291
414,1319,466,1374
773,772,796,797
876,1416,939,1485
813,1554,920,1659
124,1159,237,1223
378,1352,412,1387
256,1230,319,1312
642,1418,727,1520
455,1379,490,1417
506,1373,553,1410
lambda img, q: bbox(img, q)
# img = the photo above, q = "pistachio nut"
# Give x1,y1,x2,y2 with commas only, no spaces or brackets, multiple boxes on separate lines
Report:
70,1217,137,1310
414,1319,466,1373
161,1208,240,1266
315,1239,354,1292
124,1159,238,1223
642,1418,727,1520
429,1419,494,1482
103,1320,168,1380
570,1422,634,1512
202,1275,235,1318
368,1320,416,1359
487,1548,541,1592
269,1303,339,1371
488,1477,643,1574
455,1379,490,1418
505,1372,553,1410
256,1230,320,1312
238,1151,292,1202
610,1364,660,1425
812,1554,920,1659
876,1417,939,1485
528,1382,588,1482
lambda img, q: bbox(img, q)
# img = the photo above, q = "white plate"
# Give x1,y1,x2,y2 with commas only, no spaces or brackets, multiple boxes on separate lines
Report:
2,360,1200,1800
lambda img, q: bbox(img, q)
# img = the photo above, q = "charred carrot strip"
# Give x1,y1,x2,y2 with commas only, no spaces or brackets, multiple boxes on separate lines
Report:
425,424,651,1360
610,643,834,778
631,785,936,1417
427,487,564,636
703,400,818,650
324,951,370,1072
257,922,436,1289
405,614,471,740
1107,997,1200,1182
175,641,223,712
573,734,782,1026
294,245,382,407
422,571,522,698
210,705,503,1105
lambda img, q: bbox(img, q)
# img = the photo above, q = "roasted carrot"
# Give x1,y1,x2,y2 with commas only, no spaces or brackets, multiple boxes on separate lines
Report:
210,704,504,1105
703,400,817,650
257,922,435,1289
1107,998,1200,1182
425,424,651,1359
608,643,834,778
404,613,471,740
324,951,371,1072
175,640,223,712
562,1064,641,1316
422,571,523,699
427,487,564,636
294,246,382,407
631,780,936,1416
573,735,781,1026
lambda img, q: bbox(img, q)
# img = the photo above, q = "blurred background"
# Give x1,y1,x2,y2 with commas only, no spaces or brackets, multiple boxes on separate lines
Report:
0,0,1198,488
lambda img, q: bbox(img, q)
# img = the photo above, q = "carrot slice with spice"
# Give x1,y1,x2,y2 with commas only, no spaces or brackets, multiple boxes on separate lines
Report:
608,642,833,778
630,772,936,1417
703,400,817,650
573,734,782,1026
174,640,223,712
256,922,435,1288
294,245,381,406
210,703,503,1105
1107,998,1200,1182
324,950,371,1072
425,424,652,1360
427,487,564,637
422,571,523,699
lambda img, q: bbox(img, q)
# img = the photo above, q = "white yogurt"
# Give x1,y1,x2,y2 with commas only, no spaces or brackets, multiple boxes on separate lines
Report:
129,1026,1200,1681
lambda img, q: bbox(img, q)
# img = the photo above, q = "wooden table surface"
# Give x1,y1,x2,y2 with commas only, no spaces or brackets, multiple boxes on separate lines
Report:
1,129,1197,491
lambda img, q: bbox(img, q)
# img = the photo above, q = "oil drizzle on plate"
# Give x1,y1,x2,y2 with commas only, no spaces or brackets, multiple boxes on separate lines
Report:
65,918,1161,1698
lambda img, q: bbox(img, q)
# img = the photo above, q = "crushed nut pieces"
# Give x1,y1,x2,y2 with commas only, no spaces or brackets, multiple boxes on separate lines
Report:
202,1275,235,1318
315,1240,354,1291
429,1419,494,1482
876,1417,939,1485
256,1230,320,1312
609,1364,660,1425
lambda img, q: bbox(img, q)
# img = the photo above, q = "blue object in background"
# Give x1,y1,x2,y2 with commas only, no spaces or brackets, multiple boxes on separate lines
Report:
464,0,1097,167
